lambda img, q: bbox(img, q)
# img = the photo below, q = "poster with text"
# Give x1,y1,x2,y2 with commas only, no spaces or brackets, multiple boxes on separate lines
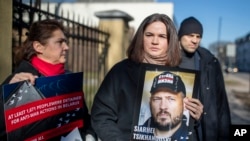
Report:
131,64,200,141
3,72,85,141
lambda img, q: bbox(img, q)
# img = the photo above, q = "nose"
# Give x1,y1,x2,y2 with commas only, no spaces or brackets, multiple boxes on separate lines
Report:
63,43,69,50
152,36,159,44
160,98,169,110
191,37,199,43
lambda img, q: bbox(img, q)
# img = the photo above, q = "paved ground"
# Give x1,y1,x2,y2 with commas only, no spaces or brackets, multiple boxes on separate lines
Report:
224,72,250,125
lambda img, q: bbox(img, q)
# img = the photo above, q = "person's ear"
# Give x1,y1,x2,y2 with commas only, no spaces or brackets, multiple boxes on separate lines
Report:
149,96,153,104
183,97,188,111
33,41,44,53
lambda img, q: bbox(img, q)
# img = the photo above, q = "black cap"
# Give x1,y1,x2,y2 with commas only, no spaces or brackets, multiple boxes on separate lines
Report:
150,71,186,96
178,16,203,39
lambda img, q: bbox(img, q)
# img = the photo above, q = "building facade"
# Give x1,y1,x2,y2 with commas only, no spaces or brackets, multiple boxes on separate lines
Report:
235,32,250,72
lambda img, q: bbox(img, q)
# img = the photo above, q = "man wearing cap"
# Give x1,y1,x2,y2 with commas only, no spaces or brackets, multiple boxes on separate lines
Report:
178,17,231,141
142,71,191,141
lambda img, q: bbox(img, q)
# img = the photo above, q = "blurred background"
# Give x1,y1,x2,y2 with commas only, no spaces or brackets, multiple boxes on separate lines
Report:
0,0,249,125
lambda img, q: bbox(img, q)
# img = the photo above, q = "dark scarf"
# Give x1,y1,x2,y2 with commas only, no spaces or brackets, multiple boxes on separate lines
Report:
31,56,65,76
179,49,200,70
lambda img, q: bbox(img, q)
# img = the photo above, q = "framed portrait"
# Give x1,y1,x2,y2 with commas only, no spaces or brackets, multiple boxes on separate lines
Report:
131,64,200,141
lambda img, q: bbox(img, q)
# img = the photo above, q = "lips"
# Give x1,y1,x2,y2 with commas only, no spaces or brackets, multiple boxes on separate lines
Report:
158,111,171,118
150,47,160,51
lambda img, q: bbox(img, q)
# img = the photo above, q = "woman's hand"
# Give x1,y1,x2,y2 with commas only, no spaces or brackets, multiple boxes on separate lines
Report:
184,97,203,121
9,72,38,85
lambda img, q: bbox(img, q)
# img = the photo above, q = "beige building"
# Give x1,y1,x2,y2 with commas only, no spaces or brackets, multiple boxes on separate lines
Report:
53,2,174,70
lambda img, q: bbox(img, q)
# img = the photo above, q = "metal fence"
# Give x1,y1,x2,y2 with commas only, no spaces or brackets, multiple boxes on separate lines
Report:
12,0,110,109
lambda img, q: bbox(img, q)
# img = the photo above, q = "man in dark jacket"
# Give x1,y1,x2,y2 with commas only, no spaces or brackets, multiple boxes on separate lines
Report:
178,16,231,141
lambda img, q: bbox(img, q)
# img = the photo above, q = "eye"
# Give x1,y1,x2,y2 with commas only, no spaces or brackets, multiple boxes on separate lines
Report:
57,39,68,45
196,36,201,39
152,97,161,102
145,33,153,37
167,96,176,102
159,34,167,38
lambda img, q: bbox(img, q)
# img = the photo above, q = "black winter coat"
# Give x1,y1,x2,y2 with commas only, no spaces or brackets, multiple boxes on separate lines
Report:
182,47,231,141
91,59,142,141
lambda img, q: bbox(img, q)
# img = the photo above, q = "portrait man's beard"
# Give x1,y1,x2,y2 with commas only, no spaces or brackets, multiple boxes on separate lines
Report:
151,110,183,131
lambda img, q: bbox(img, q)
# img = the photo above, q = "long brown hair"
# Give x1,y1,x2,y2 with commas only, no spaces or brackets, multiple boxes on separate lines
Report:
14,19,66,66
126,13,181,67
